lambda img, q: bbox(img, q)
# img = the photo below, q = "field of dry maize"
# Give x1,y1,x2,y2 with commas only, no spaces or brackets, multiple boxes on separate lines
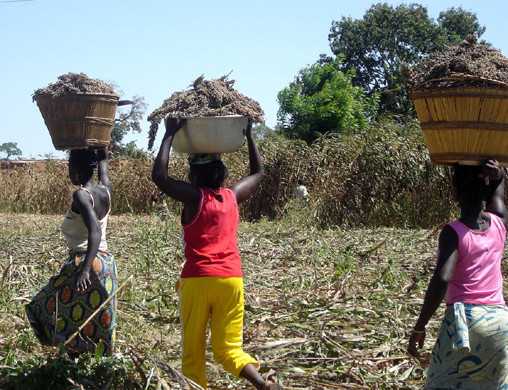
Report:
0,121,455,229
0,121,467,389
0,211,455,389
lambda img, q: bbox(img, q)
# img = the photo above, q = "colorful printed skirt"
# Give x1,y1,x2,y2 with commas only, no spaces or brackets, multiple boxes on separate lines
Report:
26,251,117,355
425,303,508,389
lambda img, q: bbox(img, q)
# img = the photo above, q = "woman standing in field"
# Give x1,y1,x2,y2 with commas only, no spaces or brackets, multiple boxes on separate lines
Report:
26,148,117,356
152,118,280,390
408,160,508,388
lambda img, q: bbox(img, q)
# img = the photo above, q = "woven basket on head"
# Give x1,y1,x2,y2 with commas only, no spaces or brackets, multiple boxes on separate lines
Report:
35,93,119,150
411,77,508,166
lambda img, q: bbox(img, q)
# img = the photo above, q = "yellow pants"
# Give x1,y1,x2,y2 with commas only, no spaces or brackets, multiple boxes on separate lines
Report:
179,277,258,389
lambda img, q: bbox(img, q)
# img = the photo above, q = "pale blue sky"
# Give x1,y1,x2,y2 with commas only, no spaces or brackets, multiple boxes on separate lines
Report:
1,0,507,158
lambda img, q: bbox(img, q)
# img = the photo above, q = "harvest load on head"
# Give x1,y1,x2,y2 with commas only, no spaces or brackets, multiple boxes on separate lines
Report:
408,36,508,166
33,73,130,150
408,36,508,90
147,75,264,153
33,73,117,98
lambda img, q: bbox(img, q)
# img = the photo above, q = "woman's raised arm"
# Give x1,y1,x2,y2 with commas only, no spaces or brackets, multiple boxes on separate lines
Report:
151,118,201,204
96,147,112,191
483,160,507,224
231,121,264,204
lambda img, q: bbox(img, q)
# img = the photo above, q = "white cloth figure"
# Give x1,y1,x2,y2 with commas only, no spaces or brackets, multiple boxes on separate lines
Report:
295,184,309,200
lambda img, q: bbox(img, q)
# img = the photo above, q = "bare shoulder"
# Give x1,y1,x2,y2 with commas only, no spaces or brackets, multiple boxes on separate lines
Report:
439,224,458,243
72,188,92,205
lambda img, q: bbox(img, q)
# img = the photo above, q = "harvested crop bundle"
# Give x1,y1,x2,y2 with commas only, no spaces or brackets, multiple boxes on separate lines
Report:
409,36,508,167
408,35,508,90
33,73,117,101
33,73,119,150
147,75,264,149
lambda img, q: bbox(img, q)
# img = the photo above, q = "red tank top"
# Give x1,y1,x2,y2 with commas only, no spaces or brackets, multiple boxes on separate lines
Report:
181,188,243,278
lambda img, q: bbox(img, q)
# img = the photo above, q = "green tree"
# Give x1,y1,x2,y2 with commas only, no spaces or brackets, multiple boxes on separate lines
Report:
0,142,22,159
277,57,378,143
438,7,486,43
252,123,273,140
111,95,148,157
118,141,151,160
328,3,486,115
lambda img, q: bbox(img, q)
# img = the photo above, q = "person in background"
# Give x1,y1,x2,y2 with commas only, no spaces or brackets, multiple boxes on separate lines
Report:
408,160,508,388
294,180,309,201
26,148,117,356
152,118,281,389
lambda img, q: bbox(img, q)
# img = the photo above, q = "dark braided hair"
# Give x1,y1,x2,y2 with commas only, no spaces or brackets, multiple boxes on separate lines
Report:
453,164,487,206
189,160,228,189
69,149,97,185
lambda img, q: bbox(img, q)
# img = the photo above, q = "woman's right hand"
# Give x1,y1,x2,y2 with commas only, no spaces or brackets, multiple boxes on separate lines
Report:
481,160,504,182
76,267,92,292
164,117,186,136
408,328,426,356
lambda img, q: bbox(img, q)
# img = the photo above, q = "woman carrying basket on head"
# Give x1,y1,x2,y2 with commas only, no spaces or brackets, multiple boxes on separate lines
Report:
408,160,508,388
26,148,117,356
152,118,281,390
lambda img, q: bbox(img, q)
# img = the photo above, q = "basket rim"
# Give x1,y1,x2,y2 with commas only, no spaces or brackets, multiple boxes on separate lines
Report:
430,152,508,165
410,86,508,99
410,74,508,91
164,114,247,120
34,93,120,102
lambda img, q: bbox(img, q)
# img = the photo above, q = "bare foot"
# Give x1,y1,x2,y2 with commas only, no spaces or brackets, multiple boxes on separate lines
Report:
262,369,282,389
263,384,282,390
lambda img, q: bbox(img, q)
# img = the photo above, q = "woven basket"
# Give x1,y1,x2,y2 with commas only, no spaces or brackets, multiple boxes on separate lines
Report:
35,93,119,150
411,80,508,165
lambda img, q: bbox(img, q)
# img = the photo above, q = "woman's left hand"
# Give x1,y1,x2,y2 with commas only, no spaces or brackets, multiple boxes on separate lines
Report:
481,160,504,182
408,328,426,357
76,268,92,292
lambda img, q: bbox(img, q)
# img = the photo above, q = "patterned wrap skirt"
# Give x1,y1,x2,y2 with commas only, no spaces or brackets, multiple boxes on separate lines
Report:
25,251,118,355
425,303,508,389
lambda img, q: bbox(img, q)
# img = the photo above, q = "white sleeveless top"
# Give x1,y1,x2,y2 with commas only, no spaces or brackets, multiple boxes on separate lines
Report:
61,186,111,253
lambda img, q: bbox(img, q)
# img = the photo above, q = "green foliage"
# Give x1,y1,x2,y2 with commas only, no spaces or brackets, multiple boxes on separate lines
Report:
438,7,486,43
0,142,22,160
277,57,378,143
252,122,273,140
328,3,486,115
116,141,152,160
0,354,140,390
111,96,148,158
333,245,357,280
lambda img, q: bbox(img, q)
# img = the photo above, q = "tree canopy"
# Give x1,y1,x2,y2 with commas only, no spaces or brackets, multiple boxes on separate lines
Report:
111,96,148,158
0,142,22,160
328,3,486,115
277,57,378,143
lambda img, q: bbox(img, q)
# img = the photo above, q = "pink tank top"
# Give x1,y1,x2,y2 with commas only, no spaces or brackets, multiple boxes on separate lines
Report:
446,212,506,305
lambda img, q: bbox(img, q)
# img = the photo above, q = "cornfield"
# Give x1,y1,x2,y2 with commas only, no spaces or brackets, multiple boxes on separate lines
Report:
0,120,455,228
